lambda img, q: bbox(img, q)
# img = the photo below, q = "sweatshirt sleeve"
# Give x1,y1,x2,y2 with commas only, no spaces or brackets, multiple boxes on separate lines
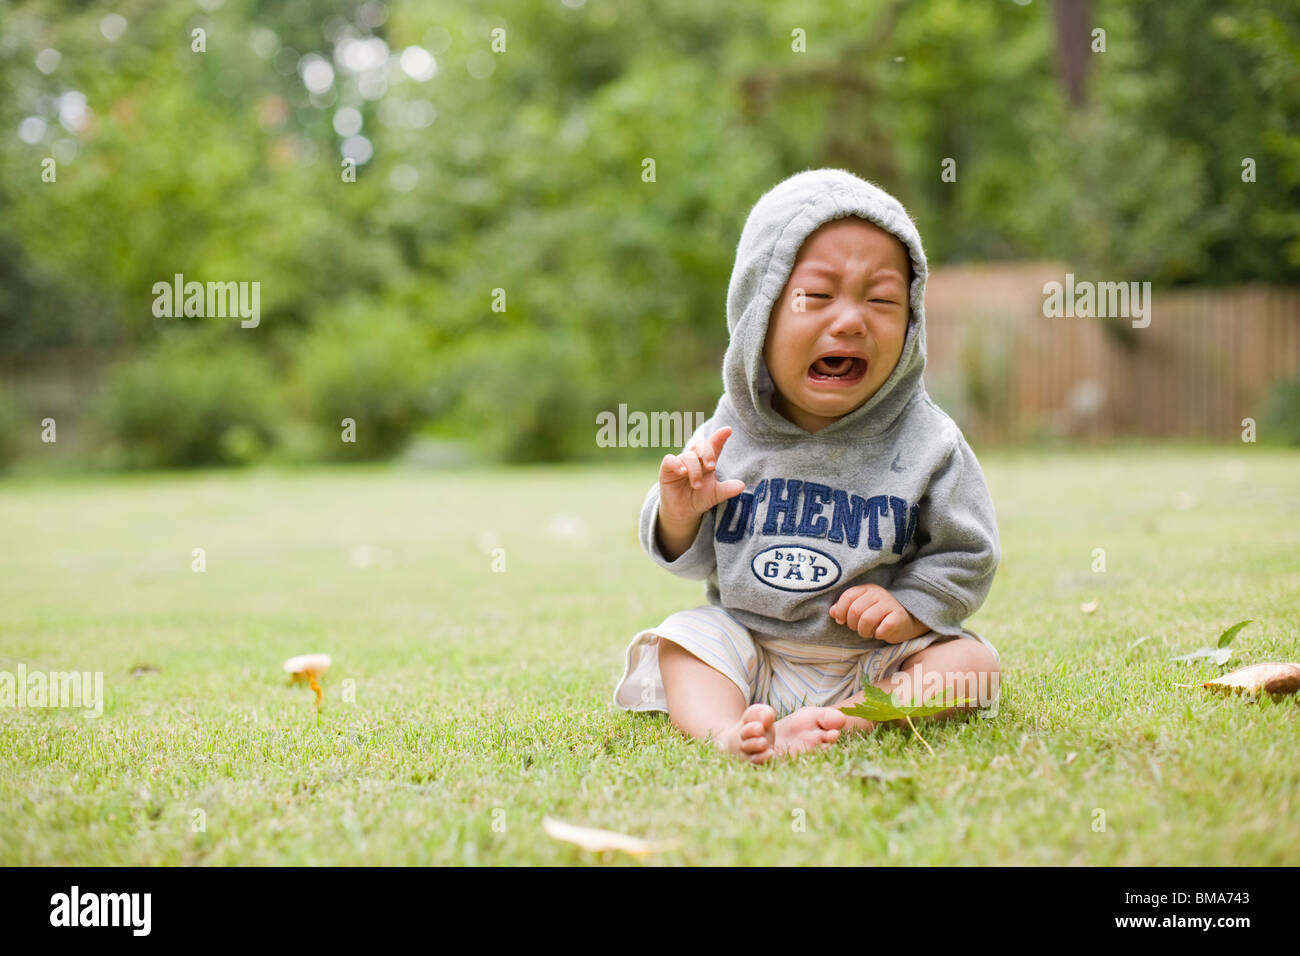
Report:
888,437,1000,638
637,481,718,579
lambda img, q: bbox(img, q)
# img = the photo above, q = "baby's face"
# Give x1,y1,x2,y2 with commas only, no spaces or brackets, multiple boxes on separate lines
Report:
762,216,911,433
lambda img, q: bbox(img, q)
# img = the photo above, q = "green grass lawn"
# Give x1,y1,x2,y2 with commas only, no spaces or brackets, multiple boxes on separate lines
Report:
1,444,1298,865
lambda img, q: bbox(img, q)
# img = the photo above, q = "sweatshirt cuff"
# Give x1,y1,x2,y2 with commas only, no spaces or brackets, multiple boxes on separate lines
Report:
640,494,716,579
888,576,969,639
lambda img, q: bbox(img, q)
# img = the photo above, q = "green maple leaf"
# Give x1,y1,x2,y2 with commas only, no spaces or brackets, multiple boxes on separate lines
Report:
839,685,974,756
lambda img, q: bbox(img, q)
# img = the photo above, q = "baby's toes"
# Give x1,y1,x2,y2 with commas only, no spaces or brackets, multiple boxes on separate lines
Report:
738,704,775,755
815,707,847,731
740,704,775,735
810,707,844,746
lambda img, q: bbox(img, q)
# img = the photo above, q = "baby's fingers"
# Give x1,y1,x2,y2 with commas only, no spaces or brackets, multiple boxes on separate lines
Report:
706,426,734,462
658,453,689,485
828,585,866,623
680,448,704,488
854,601,892,640
690,435,719,475
875,609,911,644
712,478,746,503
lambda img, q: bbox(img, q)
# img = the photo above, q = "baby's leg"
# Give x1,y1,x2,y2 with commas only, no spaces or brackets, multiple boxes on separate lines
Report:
657,638,776,764
838,635,1000,735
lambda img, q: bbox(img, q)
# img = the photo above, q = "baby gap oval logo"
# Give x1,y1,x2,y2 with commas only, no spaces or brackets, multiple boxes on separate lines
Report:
750,545,841,592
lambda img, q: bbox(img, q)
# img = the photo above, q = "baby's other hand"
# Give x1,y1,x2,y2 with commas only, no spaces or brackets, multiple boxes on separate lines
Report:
658,426,746,523
828,584,924,644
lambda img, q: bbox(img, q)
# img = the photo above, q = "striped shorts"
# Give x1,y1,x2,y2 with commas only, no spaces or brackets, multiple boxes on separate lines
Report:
613,604,999,719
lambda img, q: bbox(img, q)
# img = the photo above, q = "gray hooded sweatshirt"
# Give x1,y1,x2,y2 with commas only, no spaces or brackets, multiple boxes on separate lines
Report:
638,168,999,648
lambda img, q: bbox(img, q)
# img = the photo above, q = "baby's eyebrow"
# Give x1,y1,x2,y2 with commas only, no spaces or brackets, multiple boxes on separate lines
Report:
793,262,907,284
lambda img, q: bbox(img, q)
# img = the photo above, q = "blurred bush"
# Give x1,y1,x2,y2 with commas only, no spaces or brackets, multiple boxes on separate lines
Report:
0,0,1295,470
283,299,434,460
437,330,602,463
95,336,277,468
1261,374,1300,445
0,386,24,473
960,319,1015,427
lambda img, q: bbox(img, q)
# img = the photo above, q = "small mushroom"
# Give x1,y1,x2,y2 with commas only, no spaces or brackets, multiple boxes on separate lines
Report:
283,654,331,710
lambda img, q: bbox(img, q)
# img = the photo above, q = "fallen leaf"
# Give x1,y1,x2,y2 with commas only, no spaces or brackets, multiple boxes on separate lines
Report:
1198,662,1300,697
546,514,589,543
839,685,974,756
1222,460,1247,482
349,544,379,568
1080,600,1099,614
542,816,670,857
1169,620,1252,666
839,685,971,723
1170,647,1233,665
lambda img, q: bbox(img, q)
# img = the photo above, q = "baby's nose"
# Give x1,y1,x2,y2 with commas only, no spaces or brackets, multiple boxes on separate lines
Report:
827,305,868,332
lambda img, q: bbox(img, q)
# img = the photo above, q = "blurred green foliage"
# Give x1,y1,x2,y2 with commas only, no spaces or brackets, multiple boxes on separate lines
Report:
0,0,1296,466
283,297,433,460
1262,374,1300,445
94,333,277,468
0,386,23,472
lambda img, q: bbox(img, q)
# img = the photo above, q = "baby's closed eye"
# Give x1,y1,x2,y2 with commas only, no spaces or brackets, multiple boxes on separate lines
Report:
803,292,898,304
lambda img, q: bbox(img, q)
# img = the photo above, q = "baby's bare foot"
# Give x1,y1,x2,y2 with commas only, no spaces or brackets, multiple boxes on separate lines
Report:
714,703,776,764
773,706,846,757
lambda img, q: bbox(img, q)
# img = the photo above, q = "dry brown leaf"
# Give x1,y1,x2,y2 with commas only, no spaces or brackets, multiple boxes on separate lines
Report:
542,816,671,857
1200,662,1300,697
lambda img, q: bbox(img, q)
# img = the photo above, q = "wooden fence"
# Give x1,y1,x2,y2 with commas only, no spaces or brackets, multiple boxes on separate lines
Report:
922,263,1300,443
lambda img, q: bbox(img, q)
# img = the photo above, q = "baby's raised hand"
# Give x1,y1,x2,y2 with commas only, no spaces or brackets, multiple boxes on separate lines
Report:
658,426,746,524
829,583,924,644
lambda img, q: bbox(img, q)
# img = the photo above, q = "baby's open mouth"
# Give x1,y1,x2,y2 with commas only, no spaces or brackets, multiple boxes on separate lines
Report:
808,356,867,383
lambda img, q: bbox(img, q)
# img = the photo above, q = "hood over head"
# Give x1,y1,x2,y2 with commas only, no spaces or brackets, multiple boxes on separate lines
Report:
722,168,929,441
